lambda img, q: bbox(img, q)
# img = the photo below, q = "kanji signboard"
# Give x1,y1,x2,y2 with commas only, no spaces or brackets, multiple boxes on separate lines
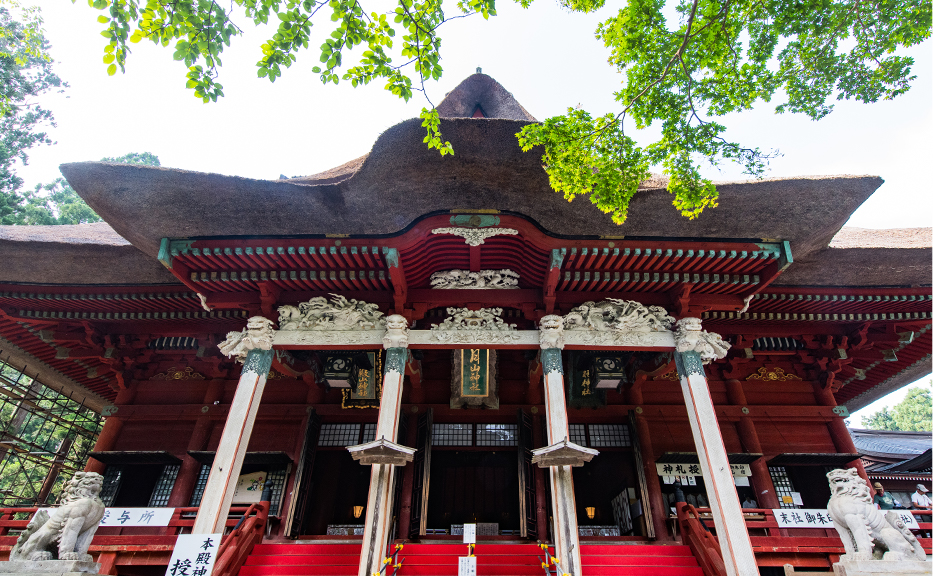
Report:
48,507,175,527
165,533,222,576
655,463,751,477
771,508,919,529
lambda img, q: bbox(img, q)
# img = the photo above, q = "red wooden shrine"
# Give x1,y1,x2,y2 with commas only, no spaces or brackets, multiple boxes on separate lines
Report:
0,73,930,576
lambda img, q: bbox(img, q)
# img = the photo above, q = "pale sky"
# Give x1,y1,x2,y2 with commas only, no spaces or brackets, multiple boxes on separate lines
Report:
11,0,933,411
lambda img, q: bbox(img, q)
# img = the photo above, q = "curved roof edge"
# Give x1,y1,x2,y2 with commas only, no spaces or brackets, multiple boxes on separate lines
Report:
844,359,932,413
0,222,180,285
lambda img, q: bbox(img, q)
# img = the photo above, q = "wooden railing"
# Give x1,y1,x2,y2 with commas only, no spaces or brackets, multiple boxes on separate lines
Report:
0,505,263,575
683,507,932,570
677,503,727,576
213,501,270,576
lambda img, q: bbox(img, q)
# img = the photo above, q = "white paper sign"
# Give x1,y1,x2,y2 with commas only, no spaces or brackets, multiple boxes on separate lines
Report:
165,533,222,576
232,471,267,504
771,509,919,529
656,463,751,477
462,523,476,544
458,556,477,576
772,509,835,528
50,507,174,527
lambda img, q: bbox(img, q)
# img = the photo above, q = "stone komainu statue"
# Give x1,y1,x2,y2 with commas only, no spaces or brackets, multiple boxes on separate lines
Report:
10,472,106,563
826,468,926,561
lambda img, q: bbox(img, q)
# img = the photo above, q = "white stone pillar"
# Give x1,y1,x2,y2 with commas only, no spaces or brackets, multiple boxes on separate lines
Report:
673,318,757,576
193,317,275,534
357,316,410,576
539,316,583,576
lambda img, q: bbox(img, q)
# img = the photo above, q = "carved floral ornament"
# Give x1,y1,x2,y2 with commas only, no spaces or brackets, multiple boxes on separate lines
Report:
430,307,521,344
430,269,519,289
152,366,206,380
746,367,802,381
430,227,519,246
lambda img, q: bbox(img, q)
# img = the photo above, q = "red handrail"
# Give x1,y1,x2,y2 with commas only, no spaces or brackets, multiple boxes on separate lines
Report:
212,501,270,576
677,503,726,576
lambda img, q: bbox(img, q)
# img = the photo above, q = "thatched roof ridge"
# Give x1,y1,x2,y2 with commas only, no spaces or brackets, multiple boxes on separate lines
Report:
435,73,537,121
59,115,884,263
285,154,368,185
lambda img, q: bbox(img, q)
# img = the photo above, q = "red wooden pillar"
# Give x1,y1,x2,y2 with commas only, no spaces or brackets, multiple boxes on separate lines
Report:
531,411,549,539
85,417,123,474
628,383,671,541
395,411,419,540
168,379,225,508
724,379,781,510
86,386,136,474
812,383,873,492
95,551,118,575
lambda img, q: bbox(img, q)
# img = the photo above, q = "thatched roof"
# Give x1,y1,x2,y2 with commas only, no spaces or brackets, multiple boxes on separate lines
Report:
775,227,932,287
58,115,884,261
0,72,919,289
0,222,178,285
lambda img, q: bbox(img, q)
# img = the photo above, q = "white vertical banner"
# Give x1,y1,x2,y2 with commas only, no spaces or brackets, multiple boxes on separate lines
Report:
462,523,476,544
165,533,222,576
458,556,477,576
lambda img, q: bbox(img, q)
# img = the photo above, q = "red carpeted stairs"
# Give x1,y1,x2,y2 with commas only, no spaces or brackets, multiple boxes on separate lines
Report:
241,544,363,576
580,544,703,576
239,542,703,576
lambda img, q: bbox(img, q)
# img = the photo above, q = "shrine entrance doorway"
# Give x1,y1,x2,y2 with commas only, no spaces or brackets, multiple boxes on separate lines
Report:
409,410,539,540
288,421,377,538
428,450,521,534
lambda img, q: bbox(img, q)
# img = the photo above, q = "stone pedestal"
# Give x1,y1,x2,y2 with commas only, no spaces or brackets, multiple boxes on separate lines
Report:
833,557,932,576
0,559,100,575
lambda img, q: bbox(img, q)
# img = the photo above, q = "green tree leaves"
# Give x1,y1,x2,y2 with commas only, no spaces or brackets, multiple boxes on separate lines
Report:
77,0,930,223
518,109,650,225
863,384,932,432
0,2,66,224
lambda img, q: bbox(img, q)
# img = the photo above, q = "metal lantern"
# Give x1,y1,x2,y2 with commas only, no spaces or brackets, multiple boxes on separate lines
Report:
322,353,374,389
590,355,628,390
323,355,355,388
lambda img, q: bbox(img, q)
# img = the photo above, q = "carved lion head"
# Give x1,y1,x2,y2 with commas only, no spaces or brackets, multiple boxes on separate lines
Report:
539,315,564,330
385,314,408,330
827,468,871,502
60,472,103,502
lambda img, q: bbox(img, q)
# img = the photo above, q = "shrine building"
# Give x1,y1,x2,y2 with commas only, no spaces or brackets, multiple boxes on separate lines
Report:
1,73,931,576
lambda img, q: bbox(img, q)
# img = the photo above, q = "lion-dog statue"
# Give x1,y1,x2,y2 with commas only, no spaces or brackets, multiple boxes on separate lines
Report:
10,472,106,563
826,468,925,561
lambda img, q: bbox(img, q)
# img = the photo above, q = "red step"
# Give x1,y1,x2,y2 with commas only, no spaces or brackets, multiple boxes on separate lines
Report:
241,544,361,576
251,544,363,556
580,545,694,556
239,542,704,576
